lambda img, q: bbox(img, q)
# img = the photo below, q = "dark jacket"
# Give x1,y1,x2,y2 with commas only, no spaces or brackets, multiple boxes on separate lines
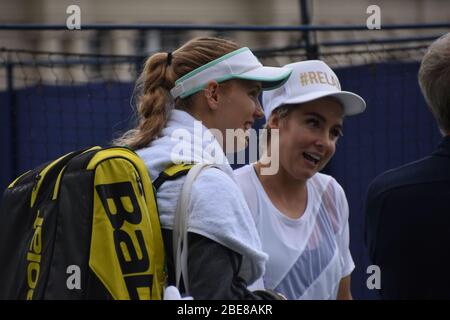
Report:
365,135,450,299
161,229,278,300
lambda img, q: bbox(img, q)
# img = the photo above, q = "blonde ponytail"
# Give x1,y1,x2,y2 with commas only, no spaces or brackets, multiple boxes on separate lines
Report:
113,37,240,150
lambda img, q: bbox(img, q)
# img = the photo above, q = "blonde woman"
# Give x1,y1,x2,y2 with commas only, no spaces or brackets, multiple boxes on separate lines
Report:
115,37,291,299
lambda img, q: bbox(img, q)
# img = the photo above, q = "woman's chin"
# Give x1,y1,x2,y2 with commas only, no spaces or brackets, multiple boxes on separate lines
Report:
291,167,316,182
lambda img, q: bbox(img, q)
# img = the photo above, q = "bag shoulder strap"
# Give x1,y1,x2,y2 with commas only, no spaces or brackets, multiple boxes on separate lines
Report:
153,163,194,191
173,163,220,295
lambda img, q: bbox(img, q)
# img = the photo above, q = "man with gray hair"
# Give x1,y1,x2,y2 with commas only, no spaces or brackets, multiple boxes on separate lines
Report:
365,32,450,299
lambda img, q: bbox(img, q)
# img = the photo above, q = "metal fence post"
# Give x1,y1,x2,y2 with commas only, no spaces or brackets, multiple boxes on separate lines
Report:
6,57,17,183
300,0,319,60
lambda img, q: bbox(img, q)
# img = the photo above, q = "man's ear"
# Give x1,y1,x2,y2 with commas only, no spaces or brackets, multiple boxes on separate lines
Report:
204,81,220,110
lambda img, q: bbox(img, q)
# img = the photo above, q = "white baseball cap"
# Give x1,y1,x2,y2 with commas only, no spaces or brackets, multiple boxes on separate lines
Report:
170,47,292,99
262,60,366,119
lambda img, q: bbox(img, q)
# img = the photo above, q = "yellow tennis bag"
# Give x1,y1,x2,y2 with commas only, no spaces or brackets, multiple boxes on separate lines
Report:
0,146,192,300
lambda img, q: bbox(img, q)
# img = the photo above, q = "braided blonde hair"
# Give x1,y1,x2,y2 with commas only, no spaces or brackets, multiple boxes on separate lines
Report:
114,37,240,150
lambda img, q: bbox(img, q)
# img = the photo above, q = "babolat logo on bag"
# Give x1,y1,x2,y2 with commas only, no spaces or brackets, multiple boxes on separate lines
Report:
0,146,174,299
94,181,154,299
26,210,44,299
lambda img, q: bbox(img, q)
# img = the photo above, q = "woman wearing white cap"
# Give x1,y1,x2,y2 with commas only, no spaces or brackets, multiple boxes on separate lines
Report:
114,37,292,299
235,60,366,300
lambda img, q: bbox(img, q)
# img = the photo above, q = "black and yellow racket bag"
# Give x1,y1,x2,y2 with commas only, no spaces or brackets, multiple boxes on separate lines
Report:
0,146,189,300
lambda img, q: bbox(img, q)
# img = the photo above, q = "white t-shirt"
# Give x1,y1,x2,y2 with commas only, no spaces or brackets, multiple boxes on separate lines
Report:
234,164,355,300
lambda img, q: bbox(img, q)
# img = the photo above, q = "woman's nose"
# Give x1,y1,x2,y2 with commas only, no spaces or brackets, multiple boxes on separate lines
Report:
315,132,333,150
254,100,264,119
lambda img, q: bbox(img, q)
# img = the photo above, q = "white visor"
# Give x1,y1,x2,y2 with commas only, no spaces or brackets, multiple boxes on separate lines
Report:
170,47,292,99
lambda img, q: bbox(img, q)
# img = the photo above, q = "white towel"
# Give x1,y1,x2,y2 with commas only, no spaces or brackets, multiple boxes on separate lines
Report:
136,110,267,285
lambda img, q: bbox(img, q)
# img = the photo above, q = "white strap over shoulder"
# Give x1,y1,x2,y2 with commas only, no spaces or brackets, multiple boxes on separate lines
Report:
173,162,219,294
